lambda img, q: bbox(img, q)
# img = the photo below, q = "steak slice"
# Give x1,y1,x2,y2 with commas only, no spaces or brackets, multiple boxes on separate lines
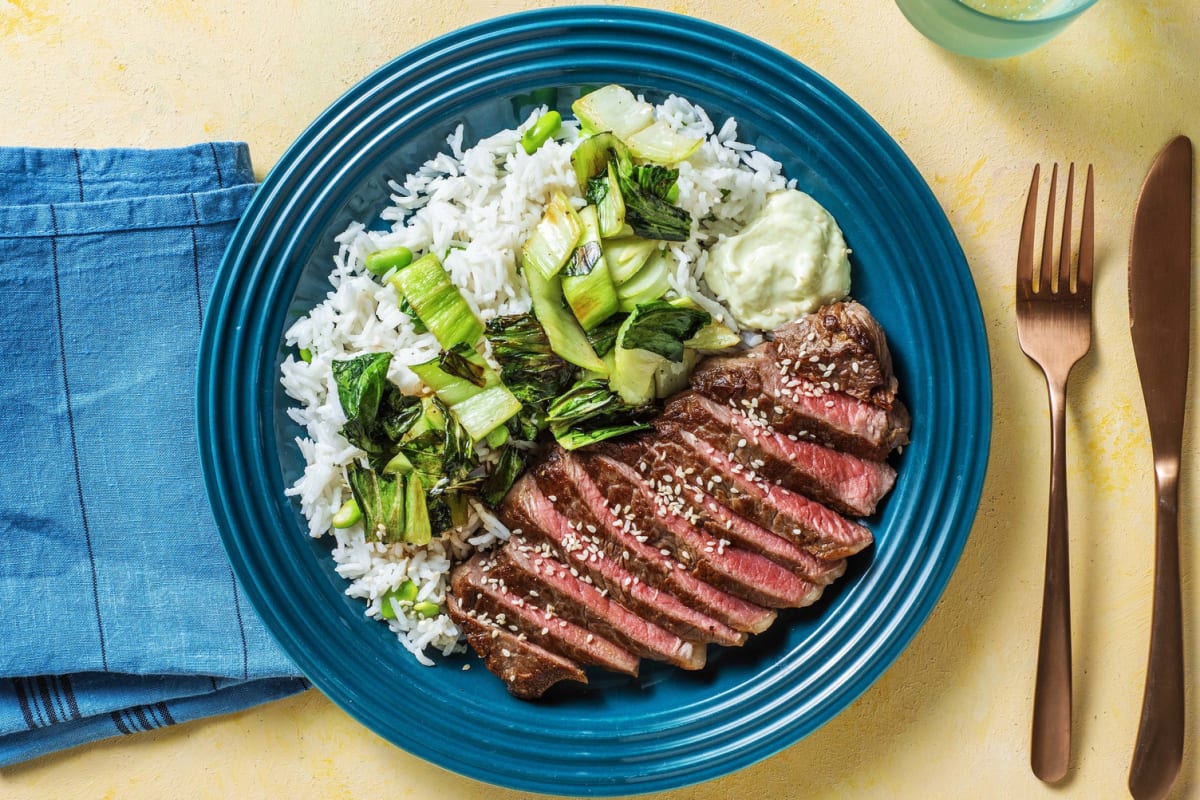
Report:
548,450,777,635
662,391,896,517
490,539,707,670
504,473,746,647
689,348,910,461
617,429,874,560
688,488,846,585
450,554,640,676
447,591,586,699
769,300,899,409
584,452,824,609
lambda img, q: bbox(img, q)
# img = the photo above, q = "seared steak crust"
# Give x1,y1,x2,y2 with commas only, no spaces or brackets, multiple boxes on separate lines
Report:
769,300,899,409
447,592,587,699
689,348,910,461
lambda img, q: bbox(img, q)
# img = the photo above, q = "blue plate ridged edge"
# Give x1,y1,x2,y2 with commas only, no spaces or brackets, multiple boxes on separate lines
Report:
197,7,991,796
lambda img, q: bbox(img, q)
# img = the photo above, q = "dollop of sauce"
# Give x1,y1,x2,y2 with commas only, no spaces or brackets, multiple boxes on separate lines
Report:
704,189,851,330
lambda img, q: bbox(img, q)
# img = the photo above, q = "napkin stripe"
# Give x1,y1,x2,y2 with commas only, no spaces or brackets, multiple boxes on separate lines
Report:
71,148,84,202
189,193,204,324
35,678,59,725
13,680,35,730
208,142,225,188
155,702,176,726
110,711,132,736
49,203,109,672
57,676,81,721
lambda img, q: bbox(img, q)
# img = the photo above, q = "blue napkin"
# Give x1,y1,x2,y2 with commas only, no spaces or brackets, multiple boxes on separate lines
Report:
0,143,308,767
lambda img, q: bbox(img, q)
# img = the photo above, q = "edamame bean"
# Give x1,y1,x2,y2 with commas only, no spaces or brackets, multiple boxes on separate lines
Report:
365,245,414,277
331,497,361,528
412,601,441,619
521,110,562,155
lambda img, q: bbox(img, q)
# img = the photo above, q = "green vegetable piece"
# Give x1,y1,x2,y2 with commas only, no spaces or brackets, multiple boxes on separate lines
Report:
585,312,628,359
404,472,432,546
521,191,583,281
408,358,521,441
332,353,419,461
412,601,441,619
616,250,672,312
331,497,362,529
552,421,652,451
620,300,711,363
438,345,487,387
450,385,523,442
380,579,419,620
388,253,483,350
545,378,623,426
571,132,627,191
299,347,313,363
653,348,698,398
480,445,526,508
484,314,577,405
625,119,703,163
588,163,626,238
382,449,415,475
562,205,619,330
398,297,428,334
524,262,608,374
485,425,510,449
365,245,414,277
347,464,406,543
603,237,658,284
630,163,679,200
520,110,562,155
571,84,654,141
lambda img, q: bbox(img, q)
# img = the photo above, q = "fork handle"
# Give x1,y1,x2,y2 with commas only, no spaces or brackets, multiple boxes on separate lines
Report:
1031,375,1072,782
1128,464,1184,800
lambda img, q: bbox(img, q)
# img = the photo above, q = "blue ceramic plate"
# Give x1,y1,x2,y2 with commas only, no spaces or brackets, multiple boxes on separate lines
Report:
198,7,990,796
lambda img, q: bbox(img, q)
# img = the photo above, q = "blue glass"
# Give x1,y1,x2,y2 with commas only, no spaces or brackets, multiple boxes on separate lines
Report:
896,0,1099,58
196,7,992,795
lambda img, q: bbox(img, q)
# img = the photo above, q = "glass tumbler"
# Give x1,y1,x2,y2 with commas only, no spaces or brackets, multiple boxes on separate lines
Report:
894,0,1099,59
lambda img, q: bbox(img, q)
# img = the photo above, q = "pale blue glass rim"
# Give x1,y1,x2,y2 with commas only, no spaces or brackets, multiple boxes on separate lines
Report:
949,0,1099,26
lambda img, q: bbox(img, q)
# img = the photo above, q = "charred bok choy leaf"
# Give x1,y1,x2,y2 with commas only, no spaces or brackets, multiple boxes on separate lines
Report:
485,314,578,404
620,300,711,362
332,353,422,466
479,444,527,508
545,379,653,450
572,131,692,242
346,464,406,544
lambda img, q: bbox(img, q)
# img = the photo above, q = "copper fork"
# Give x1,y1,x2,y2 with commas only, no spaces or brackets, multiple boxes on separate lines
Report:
1015,162,1096,783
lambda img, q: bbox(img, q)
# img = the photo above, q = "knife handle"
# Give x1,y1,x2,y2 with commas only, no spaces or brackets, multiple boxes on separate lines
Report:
1031,377,1072,782
1129,465,1185,800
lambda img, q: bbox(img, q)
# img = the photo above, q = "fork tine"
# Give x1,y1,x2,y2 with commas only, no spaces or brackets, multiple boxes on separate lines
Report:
1017,164,1040,299
1058,163,1075,292
1077,164,1095,295
1040,163,1059,292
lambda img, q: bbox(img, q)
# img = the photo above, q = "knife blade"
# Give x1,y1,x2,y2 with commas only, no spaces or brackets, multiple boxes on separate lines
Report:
1128,134,1192,800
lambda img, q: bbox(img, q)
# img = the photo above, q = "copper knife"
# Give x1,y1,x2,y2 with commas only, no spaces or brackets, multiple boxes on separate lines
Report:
1128,134,1192,800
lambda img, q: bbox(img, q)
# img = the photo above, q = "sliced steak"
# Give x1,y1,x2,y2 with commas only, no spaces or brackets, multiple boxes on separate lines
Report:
584,452,824,609
447,592,586,699
769,300,899,409
450,554,640,676
615,429,874,561
490,538,707,670
689,348,910,461
688,488,846,585
547,450,777,635
504,473,746,647
662,391,896,517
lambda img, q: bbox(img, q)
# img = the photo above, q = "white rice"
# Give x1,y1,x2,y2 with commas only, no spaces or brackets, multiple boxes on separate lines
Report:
280,94,791,664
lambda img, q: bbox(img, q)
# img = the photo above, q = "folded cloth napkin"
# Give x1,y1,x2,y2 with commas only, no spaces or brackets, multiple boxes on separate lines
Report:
0,143,308,767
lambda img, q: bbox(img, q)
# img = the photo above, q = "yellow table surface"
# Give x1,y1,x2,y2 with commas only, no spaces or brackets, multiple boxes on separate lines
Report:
2,1,1198,798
